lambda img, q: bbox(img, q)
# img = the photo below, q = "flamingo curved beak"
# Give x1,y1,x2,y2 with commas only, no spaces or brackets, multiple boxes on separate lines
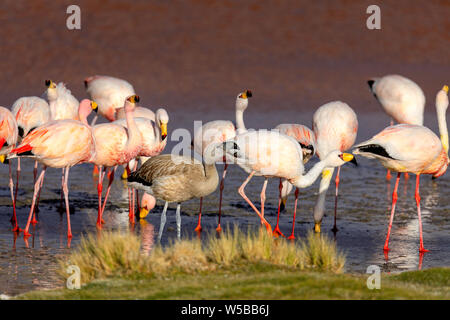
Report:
139,207,150,219
161,123,168,140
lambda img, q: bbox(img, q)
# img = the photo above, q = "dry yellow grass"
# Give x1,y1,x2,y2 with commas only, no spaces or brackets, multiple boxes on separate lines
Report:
60,227,345,283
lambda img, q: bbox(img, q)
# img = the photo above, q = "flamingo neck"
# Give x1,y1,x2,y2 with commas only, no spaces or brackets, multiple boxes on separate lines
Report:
290,158,330,189
235,109,246,134
437,105,448,154
124,107,141,154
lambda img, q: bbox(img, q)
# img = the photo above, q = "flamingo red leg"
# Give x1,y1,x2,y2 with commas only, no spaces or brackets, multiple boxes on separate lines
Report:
194,197,203,232
216,162,228,232
238,171,272,234
384,172,401,251
11,158,21,226
386,169,392,181
100,167,116,222
96,165,104,228
273,178,285,237
62,166,72,239
9,161,20,232
23,166,47,237
415,174,428,253
332,166,341,233
287,188,299,240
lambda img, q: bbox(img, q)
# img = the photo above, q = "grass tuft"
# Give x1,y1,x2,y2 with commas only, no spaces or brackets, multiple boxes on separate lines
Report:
60,227,346,284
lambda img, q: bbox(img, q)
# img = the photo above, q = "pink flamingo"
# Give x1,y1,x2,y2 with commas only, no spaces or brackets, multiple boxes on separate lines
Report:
354,85,449,253
10,99,96,239
44,80,79,121
11,96,51,221
114,108,168,214
312,101,358,233
0,107,19,231
368,75,425,181
227,130,357,234
91,95,143,228
191,90,251,232
272,123,316,239
84,75,135,123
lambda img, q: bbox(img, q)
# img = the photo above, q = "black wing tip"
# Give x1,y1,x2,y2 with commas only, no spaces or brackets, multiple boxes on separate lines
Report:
357,144,394,160
367,79,375,90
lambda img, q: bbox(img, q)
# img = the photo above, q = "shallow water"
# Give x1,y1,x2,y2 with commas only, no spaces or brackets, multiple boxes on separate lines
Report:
0,111,449,296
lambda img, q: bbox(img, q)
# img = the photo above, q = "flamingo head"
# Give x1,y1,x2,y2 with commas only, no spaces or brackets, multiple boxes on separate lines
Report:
139,193,156,219
236,90,252,111
156,108,169,141
124,95,139,112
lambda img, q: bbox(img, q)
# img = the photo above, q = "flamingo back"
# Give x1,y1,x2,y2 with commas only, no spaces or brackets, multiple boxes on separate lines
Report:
234,130,303,178
371,75,425,125
193,120,236,156
313,101,358,159
12,96,50,137
0,107,18,149
85,75,135,121
16,120,95,168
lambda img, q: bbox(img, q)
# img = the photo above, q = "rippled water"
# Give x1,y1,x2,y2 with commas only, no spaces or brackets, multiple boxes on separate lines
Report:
0,111,449,296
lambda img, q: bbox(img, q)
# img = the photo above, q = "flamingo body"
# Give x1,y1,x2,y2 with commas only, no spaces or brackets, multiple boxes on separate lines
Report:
85,75,135,121
354,124,448,177
45,82,79,121
12,97,50,138
368,74,425,125
0,107,18,151
13,120,95,168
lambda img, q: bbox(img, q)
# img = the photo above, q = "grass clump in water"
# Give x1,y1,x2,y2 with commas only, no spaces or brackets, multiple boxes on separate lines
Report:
60,227,346,283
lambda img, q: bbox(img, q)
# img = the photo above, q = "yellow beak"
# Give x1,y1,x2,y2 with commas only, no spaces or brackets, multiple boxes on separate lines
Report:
342,153,354,162
443,85,449,94
121,170,128,180
140,207,150,219
160,123,167,140
91,101,98,112
314,222,321,233
0,154,6,163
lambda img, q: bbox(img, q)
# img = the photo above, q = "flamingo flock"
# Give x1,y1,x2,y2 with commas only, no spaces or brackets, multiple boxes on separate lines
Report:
0,74,448,257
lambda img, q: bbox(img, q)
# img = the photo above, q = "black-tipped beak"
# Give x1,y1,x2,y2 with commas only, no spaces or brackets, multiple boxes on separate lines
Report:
45,79,51,87
349,156,358,166
367,80,375,90
246,90,252,98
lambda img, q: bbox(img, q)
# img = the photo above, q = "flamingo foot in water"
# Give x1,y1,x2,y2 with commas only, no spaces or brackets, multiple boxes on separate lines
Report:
215,224,222,233
419,246,429,253
272,224,284,238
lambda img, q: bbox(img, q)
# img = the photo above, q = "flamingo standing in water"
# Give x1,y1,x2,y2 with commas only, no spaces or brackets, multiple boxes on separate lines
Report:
0,107,19,231
91,95,143,227
226,130,357,233
272,124,316,238
11,96,51,221
368,75,425,180
192,90,252,232
312,101,358,233
105,108,168,221
117,107,167,180
9,99,97,239
84,75,135,123
353,85,449,253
